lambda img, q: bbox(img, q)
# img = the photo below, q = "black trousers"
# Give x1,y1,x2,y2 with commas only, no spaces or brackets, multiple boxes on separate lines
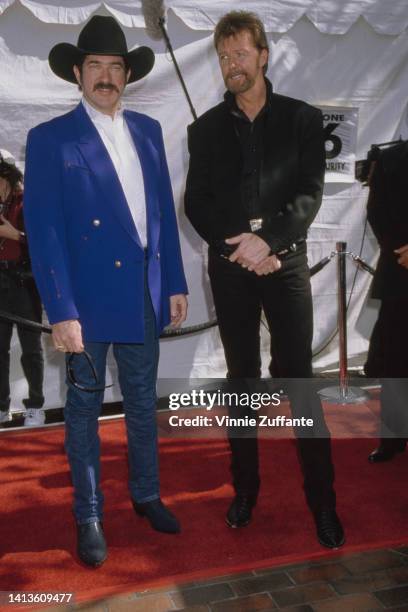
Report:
369,298,408,445
208,245,335,513
0,269,44,411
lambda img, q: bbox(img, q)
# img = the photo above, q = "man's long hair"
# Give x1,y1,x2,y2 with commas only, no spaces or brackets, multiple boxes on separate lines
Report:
214,11,269,74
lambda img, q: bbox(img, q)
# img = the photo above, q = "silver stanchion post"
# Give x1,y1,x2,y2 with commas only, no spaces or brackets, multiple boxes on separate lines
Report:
318,241,369,404
338,241,348,401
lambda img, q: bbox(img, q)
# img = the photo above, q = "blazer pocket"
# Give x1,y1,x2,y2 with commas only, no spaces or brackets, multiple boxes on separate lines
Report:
64,161,91,172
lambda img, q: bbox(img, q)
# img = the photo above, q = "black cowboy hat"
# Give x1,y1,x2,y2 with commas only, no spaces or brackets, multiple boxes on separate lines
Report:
48,15,155,84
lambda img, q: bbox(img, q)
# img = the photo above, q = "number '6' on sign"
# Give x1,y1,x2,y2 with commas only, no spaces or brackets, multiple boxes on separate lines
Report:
324,122,342,159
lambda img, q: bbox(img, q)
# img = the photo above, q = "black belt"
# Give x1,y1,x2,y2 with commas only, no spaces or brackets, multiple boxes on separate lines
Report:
215,238,306,261
277,239,306,256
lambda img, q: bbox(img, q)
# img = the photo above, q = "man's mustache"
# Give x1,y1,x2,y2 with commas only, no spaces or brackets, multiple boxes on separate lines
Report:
93,83,119,92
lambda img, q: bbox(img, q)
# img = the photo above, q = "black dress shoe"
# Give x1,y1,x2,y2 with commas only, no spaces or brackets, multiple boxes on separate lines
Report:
77,520,107,567
133,498,180,533
314,508,345,549
226,495,256,528
368,440,406,463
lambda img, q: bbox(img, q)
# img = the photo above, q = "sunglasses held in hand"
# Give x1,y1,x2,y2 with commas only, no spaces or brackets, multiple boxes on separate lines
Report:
66,350,113,393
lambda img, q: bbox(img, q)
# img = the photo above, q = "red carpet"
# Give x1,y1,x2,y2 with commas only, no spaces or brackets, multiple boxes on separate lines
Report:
0,419,407,605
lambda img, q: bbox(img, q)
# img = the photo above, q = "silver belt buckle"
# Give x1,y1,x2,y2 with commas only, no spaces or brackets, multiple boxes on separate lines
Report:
249,218,263,232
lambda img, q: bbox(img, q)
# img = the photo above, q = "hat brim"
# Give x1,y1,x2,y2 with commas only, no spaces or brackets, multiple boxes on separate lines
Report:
48,43,155,84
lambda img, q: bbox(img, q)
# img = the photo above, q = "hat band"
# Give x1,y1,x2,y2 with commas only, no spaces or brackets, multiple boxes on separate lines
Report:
76,46,129,57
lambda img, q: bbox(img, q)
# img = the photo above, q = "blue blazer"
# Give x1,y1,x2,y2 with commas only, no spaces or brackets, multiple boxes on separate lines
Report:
24,103,188,343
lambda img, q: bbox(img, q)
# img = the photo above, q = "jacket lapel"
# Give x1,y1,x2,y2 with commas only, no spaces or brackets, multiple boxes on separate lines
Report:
73,103,142,248
124,111,160,257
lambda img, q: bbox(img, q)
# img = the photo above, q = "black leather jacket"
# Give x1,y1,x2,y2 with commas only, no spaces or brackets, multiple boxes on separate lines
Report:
185,78,325,255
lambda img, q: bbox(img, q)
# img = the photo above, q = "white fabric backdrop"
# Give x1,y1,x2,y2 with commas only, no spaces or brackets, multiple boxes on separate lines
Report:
1,0,408,408
1,0,408,34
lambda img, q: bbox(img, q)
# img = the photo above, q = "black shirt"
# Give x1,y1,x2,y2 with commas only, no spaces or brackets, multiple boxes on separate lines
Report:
224,78,273,223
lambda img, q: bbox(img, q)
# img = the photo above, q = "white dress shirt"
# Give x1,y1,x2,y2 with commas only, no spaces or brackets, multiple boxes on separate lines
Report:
82,98,147,247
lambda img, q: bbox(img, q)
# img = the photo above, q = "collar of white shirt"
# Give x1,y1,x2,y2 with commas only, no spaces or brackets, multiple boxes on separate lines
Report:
81,97,124,128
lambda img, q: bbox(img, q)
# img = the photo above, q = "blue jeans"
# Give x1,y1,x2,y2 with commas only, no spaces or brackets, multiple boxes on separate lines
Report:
64,286,160,525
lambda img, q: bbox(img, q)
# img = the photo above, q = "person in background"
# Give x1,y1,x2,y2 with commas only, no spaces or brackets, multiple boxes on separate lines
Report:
0,150,44,427
366,140,408,462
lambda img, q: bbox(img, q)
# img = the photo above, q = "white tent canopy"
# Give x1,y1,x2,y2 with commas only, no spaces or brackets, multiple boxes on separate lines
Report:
1,0,408,34
1,0,408,408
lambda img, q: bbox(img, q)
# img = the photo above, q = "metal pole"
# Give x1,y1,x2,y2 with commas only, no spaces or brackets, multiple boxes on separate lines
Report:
158,17,198,121
337,241,348,401
318,242,369,404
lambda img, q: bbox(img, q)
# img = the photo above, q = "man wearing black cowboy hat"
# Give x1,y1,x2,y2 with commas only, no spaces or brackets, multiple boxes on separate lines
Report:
24,15,188,567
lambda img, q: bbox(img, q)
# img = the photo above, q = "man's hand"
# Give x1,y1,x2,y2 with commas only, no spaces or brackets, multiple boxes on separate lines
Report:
169,294,188,328
0,215,20,241
394,244,408,269
253,254,282,276
226,233,271,269
52,319,84,353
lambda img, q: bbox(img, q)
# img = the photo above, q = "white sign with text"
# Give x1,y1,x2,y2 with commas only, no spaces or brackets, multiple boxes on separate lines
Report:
318,106,359,183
